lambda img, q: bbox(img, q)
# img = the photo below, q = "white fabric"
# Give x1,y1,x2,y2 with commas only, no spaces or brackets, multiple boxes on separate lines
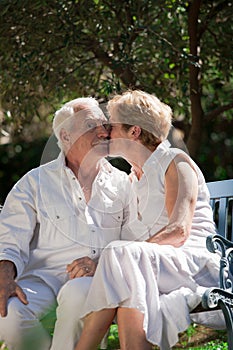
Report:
0,277,56,350
0,153,149,349
128,140,217,239
81,141,225,349
50,277,109,350
0,153,145,294
50,277,92,350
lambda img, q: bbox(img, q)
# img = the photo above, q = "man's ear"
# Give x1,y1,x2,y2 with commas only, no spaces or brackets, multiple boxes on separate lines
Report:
60,128,70,144
130,125,141,140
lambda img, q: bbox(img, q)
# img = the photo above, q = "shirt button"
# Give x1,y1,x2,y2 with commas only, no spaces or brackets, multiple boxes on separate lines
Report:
92,249,96,254
79,197,82,200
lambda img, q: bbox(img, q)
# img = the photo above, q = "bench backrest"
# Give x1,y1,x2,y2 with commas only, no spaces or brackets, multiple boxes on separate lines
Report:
207,179,233,241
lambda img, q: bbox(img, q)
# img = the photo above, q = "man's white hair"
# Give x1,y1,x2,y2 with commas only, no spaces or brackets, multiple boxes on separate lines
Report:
53,97,99,150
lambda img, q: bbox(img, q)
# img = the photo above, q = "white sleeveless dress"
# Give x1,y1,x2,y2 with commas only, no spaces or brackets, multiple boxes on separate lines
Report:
81,141,224,349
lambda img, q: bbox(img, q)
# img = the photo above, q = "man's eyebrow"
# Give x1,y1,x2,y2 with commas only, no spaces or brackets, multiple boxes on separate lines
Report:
84,118,97,123
84,118,107,126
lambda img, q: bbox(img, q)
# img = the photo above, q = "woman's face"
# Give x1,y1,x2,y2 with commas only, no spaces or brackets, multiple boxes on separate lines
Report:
109,110,133,158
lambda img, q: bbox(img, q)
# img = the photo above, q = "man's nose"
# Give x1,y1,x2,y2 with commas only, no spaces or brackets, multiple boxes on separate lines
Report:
96,125,109,138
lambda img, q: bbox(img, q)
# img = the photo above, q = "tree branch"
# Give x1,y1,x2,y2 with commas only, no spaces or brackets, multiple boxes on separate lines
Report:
205,102,233,120
198,0,230,40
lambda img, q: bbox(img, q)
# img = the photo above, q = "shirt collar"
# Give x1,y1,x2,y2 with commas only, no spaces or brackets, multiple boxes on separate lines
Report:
56,152,112,178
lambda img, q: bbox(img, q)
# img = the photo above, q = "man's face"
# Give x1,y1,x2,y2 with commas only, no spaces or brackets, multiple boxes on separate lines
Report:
67,106,109,162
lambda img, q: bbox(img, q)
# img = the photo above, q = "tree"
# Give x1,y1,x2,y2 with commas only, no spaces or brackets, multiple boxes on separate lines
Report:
187,0,233,157
0,0,232,184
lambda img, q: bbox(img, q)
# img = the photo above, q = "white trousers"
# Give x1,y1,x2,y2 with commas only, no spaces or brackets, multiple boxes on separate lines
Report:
50,277,94,350
0,277,56,350
50,277,109,350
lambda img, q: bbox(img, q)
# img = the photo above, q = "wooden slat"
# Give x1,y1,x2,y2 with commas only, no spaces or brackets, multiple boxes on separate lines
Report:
207,179,233,198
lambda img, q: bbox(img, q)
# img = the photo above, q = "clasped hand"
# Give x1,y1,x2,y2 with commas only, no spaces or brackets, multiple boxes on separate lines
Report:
66,256,97,279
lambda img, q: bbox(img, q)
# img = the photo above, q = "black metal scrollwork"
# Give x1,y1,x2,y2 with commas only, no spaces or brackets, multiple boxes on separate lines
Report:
203,234,233,350
206,234,233,291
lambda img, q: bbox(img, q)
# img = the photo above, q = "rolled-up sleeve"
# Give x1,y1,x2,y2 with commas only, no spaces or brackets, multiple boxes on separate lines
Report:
0,174,37,278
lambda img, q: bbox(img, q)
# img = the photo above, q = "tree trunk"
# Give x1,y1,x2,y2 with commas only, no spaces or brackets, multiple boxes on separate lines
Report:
187,0,204,159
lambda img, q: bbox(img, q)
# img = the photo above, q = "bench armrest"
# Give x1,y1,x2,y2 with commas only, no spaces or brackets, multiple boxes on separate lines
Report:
206,234,233,291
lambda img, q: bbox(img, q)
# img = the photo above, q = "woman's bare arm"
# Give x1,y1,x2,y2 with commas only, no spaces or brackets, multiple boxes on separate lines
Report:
147,155,198,247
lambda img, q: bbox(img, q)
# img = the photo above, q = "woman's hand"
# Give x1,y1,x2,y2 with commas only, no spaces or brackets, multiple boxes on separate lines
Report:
146,223,188,247
66,256,97,279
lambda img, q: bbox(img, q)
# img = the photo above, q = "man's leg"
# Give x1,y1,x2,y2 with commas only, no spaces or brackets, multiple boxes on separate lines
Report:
0,277,56,350
51,277,94,350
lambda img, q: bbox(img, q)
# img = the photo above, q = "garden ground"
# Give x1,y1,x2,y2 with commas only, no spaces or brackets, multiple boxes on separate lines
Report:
0,324,228,350
107,324,228,350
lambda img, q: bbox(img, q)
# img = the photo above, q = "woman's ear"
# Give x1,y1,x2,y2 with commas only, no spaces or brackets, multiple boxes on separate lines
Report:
130,125,141,140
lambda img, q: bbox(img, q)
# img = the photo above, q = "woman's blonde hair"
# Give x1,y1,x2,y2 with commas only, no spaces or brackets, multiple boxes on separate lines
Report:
107,90,172,147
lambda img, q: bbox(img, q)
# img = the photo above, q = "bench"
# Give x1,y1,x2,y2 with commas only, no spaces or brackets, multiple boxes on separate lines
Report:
195,179,233,350
1,179,233,349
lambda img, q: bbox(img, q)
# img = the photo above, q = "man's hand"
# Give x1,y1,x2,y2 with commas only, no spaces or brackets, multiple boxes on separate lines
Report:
67,257,97,279
0,261,28,317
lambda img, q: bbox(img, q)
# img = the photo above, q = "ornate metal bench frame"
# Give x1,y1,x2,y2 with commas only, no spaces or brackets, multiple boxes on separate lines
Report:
201,179,233,350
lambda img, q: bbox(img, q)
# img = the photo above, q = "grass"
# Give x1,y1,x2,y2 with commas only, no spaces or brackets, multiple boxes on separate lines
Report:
105,324,228,350
0,324,228,350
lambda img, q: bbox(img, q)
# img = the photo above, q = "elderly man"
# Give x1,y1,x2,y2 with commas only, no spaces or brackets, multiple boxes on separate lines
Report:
0,97,146,350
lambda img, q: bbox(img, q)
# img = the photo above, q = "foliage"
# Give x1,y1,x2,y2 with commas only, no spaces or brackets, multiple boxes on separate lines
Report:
105,324,120,350
0,0,232,185
189,342,228,350
0,138,48,203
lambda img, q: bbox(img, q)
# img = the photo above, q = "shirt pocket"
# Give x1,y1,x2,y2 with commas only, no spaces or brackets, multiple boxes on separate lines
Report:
38,204,78,244
92,210,123,248
100,211,123,229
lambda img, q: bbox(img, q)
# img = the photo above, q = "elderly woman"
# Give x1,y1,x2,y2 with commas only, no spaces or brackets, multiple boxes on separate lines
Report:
75,90,223,350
